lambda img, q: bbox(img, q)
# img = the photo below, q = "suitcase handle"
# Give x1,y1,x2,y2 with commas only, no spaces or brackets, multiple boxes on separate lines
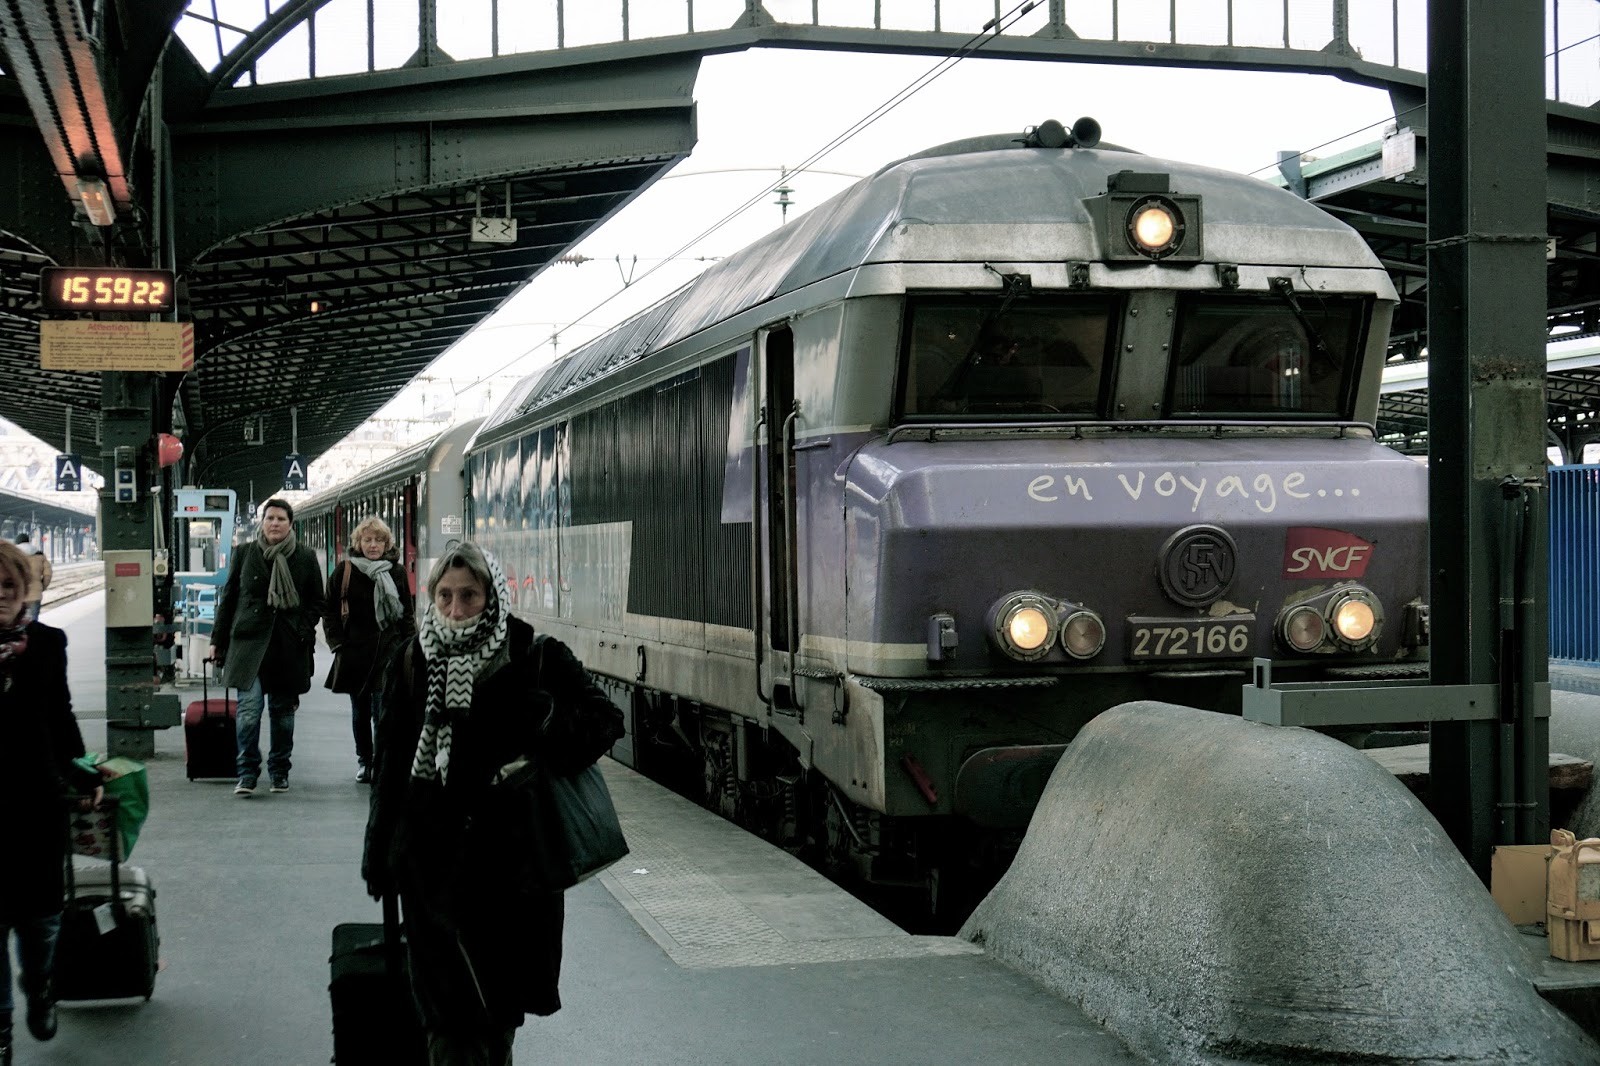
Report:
382,893,403,979
200,665,232,718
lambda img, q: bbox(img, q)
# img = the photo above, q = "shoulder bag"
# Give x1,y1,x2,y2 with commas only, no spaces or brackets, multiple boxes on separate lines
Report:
478,637,629,891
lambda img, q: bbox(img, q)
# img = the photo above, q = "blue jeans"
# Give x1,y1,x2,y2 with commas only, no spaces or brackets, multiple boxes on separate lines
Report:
236,676,297,779
0,914,62,1017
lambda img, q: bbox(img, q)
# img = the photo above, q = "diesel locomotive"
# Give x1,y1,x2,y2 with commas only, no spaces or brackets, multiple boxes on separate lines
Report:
324,120,1430,908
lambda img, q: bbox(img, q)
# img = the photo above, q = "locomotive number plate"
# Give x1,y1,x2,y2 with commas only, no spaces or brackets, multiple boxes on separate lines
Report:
1127,616,1255,660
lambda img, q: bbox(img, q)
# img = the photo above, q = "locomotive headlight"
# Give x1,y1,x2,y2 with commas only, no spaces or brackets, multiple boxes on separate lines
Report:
1280,604,1326,652
1127,197,1186,259
1059,608,1106,660
1328,588,1382,649
988,592,1058,661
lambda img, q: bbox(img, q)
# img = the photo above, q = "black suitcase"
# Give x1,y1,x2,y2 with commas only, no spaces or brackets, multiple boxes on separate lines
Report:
55,799,160,1001
329,895,426,1064
184,670,237,780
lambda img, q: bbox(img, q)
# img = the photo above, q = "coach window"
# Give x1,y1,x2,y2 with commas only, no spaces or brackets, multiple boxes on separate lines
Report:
1166,294,1368,419
900,297,1116,418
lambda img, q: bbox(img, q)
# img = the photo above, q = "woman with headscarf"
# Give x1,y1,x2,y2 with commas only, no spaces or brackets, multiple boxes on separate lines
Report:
362,542,622,1066
0,540,101,1066
324,516,414,783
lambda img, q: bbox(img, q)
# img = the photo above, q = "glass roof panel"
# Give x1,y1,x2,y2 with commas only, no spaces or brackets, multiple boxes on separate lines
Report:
498,1,558,53
373,6,419,68
254,19,310,84
314,0,372,77
438,0,494,61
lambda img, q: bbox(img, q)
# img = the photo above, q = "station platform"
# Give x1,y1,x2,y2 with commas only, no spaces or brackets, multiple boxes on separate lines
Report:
27,594,1143,1066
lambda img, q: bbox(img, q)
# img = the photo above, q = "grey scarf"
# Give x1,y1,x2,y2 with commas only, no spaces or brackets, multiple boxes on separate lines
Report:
351,557,403,630
260,529,300,610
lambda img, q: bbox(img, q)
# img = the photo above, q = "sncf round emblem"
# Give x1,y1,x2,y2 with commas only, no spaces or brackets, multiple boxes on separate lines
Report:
1158,525,1237,608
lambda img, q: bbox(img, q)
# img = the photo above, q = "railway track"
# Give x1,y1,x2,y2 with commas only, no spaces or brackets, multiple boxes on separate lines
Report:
40,561,105,608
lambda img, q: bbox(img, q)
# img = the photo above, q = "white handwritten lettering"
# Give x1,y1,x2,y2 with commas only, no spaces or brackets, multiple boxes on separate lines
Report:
1252,473,1278,513
1020,467,1359,515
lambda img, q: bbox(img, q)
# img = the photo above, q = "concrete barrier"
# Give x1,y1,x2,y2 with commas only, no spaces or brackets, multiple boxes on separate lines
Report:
960,701,1599,1065
1551,691,1600,839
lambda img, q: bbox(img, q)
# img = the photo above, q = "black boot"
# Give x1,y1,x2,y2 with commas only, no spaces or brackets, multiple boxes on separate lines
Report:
2,1017,14,1066
25,982,56,1041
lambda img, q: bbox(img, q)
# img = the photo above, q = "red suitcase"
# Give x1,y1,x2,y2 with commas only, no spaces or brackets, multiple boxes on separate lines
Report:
184,671,237,781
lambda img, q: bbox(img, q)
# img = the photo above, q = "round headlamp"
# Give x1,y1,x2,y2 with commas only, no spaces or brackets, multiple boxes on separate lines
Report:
1328,588,1382,650
990,592,1058,661
1280,604,1326,653
1126,196,1186,259
1060,609,1106,660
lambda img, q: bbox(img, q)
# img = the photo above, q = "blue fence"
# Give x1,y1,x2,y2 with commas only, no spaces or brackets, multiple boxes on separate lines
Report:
1551,465,1600,663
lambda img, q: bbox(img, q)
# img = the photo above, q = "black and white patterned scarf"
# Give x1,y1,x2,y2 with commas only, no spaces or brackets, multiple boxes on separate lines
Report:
410,551,510,784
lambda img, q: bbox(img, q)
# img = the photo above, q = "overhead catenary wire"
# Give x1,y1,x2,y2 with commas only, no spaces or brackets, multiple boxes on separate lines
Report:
452,0,1041,397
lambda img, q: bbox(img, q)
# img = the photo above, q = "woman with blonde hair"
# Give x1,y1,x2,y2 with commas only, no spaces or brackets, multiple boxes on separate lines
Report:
0,540,101,1065
324,516,414,783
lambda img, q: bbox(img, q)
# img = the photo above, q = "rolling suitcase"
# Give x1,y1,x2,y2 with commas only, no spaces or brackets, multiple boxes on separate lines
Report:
329,894,426,1063
184,669,237,780
55,798,160,1002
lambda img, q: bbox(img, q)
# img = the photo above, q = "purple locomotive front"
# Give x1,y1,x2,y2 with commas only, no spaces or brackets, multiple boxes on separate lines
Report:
467,121,1425,904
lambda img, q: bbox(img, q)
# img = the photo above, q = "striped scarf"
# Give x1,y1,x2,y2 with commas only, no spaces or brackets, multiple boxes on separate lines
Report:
409,553,510,784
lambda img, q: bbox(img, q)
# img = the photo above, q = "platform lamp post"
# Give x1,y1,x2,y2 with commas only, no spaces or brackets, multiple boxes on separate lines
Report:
1425,0,1550,878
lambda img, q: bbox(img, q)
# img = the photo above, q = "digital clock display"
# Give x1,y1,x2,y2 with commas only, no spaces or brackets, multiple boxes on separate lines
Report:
40,267,175,313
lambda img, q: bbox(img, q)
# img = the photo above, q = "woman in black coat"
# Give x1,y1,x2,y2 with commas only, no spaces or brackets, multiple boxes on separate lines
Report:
324,516,414,782
0,540,101,1065
362,542,622,1066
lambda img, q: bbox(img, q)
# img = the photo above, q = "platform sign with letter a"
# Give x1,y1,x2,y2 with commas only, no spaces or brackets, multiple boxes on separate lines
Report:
55,454,82,492
282,453,308,492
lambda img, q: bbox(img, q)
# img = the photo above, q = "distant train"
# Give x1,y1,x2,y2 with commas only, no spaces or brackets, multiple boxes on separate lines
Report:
306,119,1430,911
298,419,481,599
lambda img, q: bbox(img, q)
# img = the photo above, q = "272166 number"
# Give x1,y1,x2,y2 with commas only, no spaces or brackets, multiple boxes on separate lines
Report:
1127,617,1254,660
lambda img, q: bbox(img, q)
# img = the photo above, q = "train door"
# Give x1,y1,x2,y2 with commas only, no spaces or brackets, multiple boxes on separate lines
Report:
758,325,800,709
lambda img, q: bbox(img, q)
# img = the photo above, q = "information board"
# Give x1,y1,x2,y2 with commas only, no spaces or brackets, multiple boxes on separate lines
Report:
40,321,194,372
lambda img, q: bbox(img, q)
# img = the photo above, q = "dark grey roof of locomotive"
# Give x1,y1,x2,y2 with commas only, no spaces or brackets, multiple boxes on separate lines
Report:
478,137,1374,440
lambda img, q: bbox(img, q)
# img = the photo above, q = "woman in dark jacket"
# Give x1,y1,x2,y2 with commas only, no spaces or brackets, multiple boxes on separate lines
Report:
0,540,101,1066
363,542,622,1066
324,516,414,782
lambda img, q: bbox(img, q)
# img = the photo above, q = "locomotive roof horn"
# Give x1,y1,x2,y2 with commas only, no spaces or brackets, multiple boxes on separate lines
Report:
1021,117,1101,150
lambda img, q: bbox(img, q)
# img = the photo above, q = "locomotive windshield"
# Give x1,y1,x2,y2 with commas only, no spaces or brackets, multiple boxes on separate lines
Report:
1166,294,1368,419
901,298,1115,418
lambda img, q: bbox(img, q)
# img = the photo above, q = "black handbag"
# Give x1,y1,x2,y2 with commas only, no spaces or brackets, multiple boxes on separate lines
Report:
488,759,629,891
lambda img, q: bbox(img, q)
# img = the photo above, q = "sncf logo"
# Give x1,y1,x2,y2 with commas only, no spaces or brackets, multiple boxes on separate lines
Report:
1282,527,1374,580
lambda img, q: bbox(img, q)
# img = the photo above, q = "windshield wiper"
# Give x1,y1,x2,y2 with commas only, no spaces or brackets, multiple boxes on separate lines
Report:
1268,276,1336,366
932,268,1032,401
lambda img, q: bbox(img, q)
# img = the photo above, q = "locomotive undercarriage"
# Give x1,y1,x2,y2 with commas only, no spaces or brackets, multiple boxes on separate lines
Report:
602,654,1427,926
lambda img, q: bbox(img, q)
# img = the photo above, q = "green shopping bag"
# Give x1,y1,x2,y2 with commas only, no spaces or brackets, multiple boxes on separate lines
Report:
70,754,150,860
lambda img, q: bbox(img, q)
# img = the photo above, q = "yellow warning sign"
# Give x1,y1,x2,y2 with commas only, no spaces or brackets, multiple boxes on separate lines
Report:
40,321,195,372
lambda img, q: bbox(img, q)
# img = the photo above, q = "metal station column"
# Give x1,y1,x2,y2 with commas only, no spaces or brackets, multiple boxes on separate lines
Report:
1426,0,1551,876
101,371,167,758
